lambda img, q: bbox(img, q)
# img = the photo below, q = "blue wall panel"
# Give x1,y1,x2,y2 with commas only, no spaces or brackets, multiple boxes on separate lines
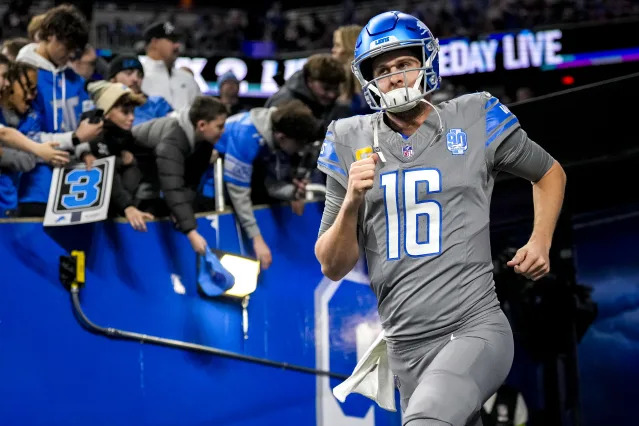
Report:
0,204,400,426
3,203,636,425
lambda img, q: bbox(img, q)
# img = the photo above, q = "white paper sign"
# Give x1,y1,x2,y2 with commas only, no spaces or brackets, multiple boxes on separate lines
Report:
43,156,115,227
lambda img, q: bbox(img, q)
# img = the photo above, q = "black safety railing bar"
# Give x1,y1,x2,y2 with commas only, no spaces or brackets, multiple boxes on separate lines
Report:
507,71,639,108
69,284,349,381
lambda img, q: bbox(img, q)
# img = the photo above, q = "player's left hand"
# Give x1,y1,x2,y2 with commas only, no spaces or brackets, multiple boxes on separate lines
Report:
506,239,550,281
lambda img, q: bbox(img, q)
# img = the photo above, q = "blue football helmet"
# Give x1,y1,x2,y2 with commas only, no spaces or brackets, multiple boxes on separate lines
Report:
352,11,441,113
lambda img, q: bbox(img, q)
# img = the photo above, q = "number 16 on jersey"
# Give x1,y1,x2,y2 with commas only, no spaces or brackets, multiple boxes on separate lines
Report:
43,156,115,227
380,169,442,260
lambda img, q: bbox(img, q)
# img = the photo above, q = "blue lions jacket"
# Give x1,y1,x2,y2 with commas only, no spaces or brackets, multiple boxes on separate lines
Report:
133,95,173,127
0,109,40,216
198,111,269,199
16,43,92,204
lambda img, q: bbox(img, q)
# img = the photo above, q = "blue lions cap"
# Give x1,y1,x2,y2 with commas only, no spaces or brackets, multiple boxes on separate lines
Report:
198,248,235,297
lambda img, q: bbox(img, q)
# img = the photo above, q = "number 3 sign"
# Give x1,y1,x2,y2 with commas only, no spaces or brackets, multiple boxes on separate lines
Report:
44,156,115,227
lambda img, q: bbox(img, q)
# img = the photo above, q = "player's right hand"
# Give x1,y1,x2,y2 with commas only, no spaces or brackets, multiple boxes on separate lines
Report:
345,153,379,207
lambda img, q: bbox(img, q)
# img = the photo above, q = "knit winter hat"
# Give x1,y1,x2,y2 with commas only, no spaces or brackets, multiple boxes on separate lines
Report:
87,80,144,113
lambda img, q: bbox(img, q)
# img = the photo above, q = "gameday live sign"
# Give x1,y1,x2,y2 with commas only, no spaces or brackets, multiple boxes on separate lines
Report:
172,21,639,98
44,156,115,227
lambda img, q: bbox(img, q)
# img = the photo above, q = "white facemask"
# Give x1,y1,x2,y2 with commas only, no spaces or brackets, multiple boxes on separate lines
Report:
368,71,424,113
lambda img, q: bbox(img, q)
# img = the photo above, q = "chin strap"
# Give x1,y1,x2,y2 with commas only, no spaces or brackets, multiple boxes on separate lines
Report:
419,97,444,138
368,68,445,162
413,71,425,92
372,114,387,163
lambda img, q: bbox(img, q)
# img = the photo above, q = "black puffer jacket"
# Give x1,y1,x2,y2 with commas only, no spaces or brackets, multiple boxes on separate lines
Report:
132,109,212,233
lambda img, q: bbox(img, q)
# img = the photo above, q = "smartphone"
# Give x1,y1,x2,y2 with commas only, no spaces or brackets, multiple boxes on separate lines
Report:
89,109,103,124
81,108,104,124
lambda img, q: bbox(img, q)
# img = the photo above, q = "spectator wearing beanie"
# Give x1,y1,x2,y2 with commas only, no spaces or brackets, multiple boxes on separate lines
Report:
108,54,173,126
85,80,155,232
217,71,248,116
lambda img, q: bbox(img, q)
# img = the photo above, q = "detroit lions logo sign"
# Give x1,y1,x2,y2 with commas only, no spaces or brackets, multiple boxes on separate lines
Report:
446,129,468,155
416,20,429,35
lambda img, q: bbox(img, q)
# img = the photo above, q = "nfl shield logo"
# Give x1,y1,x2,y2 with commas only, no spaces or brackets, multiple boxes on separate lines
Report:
402,144,413,158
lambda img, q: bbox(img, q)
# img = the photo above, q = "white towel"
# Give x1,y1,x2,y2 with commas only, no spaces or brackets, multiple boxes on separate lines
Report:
332,331,396,411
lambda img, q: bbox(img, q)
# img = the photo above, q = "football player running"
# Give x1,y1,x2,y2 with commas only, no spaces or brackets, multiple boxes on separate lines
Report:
315,11,566,426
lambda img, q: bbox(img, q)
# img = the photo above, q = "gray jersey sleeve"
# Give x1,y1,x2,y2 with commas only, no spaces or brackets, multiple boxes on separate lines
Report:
318,175,346,237
316,121,350,189
493,128,555,182
483,95,521,164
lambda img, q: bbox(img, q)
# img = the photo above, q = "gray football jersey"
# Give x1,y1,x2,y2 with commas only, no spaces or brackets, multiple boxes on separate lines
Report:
317,92,528,342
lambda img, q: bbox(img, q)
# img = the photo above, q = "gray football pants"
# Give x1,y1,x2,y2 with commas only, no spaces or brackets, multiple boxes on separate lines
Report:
386,309,514,426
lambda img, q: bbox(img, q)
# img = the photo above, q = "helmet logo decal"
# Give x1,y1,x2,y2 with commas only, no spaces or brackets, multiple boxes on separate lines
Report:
416,20,429,35
369,35,399,49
